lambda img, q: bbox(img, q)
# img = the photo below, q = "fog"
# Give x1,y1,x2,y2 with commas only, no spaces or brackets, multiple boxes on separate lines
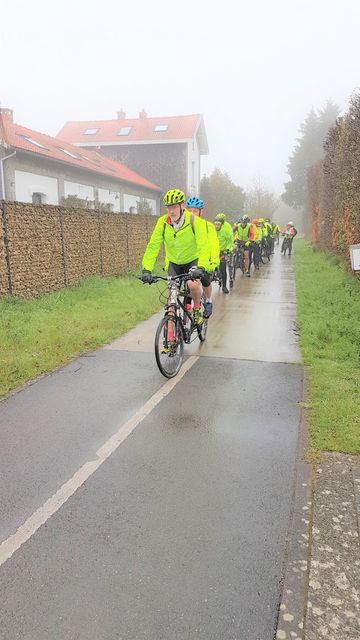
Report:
1,0,360,194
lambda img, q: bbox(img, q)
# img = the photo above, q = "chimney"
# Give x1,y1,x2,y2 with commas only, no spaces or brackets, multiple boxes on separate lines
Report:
0,108,14,123
139,109,147,119
117,109,126,119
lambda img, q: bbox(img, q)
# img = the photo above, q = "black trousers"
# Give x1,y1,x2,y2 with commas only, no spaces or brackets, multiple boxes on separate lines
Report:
220,256,227,288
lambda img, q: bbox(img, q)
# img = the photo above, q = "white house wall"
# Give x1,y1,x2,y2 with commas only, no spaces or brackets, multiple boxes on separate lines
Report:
14,170,59,205
64,181,95,203
97,188,121,212
187,139,200,197
4,153,161,213
123,194,157,215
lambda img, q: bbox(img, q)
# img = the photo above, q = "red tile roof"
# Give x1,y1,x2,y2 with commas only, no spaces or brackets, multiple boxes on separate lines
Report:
0,110,161,192
57,114,207,150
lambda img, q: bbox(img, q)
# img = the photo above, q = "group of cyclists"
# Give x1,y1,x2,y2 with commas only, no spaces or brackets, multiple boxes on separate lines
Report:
141,188,297,328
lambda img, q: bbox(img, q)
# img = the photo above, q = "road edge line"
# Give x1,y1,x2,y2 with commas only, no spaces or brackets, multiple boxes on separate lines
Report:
0,356,199,568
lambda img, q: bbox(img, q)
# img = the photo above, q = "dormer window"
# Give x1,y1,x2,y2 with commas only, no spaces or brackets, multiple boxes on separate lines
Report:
84,128,99,135
118,126,132,136
153,124,168,132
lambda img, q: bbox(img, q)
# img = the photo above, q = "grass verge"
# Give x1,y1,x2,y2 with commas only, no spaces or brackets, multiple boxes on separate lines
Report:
0,274,163,398
293,241,360,453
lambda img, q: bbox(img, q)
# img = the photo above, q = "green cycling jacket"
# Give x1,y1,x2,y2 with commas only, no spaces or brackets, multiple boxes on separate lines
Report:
142,209,209,271
216,221,234,252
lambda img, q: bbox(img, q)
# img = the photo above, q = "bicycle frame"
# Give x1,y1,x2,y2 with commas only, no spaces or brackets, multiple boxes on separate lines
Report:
148,274,201,344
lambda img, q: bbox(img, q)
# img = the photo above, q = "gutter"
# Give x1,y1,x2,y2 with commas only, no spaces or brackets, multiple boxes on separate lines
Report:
0,150,16,200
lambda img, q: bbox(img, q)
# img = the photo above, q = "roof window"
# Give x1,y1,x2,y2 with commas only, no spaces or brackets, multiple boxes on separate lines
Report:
84,128,99,135
118,126,132,136
153,124,168,132
18,135,48,149
56,147,82,159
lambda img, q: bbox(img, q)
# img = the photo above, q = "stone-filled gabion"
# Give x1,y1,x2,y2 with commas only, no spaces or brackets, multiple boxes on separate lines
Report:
0,202,157,298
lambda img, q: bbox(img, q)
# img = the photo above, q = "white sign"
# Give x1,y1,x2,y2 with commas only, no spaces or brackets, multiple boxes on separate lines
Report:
349,244,360,271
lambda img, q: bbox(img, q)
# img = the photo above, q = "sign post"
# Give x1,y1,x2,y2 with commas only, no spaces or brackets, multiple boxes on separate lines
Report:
349,244,360,271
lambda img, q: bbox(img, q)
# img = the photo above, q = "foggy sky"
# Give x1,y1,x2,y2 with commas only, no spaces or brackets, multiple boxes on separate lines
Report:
1,0,360,194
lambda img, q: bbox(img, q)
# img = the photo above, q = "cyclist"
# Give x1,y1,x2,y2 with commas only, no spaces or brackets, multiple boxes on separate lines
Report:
252,218,262,270
272,221,281,245
186,196,219,318
273,222,281,244
265,218,275,254
214,213,234,293
141,189,209,325
281,221,298,255
233,215,252,277
259,218,271,260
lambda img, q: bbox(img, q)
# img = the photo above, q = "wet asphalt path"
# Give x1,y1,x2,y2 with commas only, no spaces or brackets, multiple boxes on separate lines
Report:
0,250,302,640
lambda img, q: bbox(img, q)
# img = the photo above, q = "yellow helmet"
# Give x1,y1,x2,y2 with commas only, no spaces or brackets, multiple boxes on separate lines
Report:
163,189,186,205
214,212,226,222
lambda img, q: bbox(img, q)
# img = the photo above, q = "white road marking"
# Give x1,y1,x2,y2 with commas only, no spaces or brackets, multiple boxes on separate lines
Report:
0,356,199,568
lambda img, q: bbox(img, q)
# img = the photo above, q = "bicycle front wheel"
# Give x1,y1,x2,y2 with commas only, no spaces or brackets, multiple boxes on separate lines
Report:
155,315,184,378
197,317,208,342
232,255,237,282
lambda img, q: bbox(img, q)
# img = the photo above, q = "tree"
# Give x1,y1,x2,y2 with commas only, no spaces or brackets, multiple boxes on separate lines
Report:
245,176,280,218
200,168,245,221
282,100,340,209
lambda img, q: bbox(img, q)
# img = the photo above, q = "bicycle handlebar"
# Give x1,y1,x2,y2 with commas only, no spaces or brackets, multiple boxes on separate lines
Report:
137,273,201,284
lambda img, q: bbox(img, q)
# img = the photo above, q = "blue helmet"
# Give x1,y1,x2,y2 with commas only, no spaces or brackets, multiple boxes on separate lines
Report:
186,196,204,209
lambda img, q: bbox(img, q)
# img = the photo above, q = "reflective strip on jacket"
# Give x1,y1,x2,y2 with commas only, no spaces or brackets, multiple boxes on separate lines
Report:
142,209,209,271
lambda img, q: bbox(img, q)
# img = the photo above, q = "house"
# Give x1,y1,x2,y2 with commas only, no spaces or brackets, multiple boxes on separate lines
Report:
57,110,209,196
0,108,162,214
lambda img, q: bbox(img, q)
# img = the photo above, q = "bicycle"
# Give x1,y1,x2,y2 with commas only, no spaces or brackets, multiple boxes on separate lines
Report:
140,273,208,378
281,236,293,256
227,251,235,288
232,242,244,280
261,238,271,262
232,242,245,281
215,251,234,290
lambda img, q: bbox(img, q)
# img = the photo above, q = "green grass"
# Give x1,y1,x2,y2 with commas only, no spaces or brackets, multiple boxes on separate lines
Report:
0,273,163,398
294,241,360,453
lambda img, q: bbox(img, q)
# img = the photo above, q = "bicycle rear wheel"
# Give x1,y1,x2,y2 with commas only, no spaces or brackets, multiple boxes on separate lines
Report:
155,315,184,378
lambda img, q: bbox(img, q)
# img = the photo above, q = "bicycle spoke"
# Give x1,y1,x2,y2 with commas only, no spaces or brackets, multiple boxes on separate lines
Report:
155,315,184,378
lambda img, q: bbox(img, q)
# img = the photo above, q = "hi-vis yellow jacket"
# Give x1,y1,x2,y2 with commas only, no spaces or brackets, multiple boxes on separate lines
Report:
163,216,219,273
199,218,220,272
142,210,209,272
216,221,234,252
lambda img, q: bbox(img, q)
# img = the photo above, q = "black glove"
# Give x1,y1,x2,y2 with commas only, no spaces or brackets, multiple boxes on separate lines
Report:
141,269,153,284
188,265,204,279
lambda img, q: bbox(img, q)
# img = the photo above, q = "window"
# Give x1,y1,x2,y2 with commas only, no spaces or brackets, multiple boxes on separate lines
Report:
153,124,168,132
118,126,132,136
56,147,82,160
18,135,48,150
83,128,99,135
32,192,46,204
